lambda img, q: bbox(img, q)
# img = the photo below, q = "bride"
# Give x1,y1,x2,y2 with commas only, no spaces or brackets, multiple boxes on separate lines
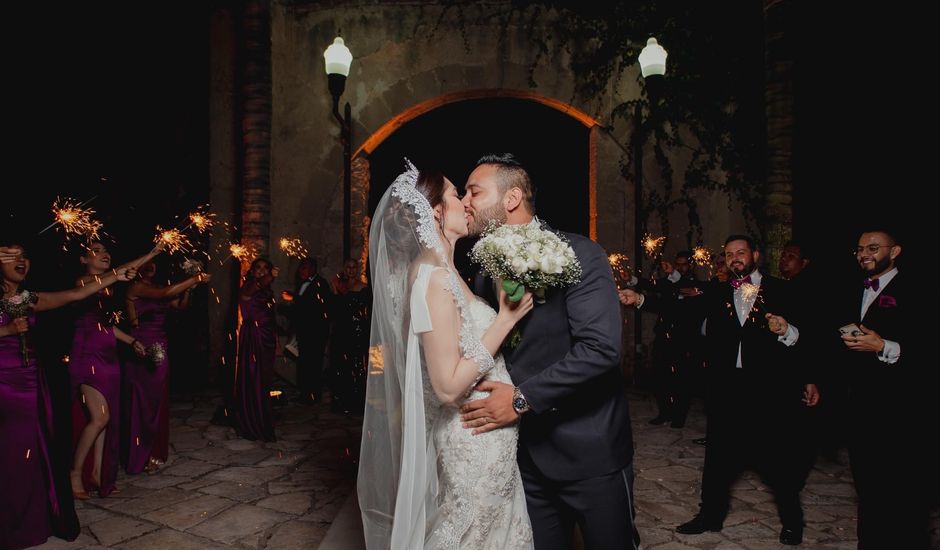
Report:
359,160,534,549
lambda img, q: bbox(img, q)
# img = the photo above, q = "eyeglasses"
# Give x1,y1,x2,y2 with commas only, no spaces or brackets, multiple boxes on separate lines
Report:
854,244,892,255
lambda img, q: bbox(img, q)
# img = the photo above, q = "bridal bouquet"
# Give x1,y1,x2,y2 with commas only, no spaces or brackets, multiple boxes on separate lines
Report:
181,258,204,275
470,223,581,303
146,342,167,367
0,290,37,367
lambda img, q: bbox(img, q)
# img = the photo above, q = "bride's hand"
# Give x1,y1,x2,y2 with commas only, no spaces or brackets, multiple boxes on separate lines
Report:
498,288,534,324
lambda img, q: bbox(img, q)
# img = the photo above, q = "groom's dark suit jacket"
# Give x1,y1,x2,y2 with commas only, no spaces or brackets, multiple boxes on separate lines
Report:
475,231,633,481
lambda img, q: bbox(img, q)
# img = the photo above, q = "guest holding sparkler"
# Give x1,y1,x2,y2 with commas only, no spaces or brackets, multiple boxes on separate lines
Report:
69,241,161,499
283,257,330,405
329,257,366,295
234,258,279,441
674,235,818,545
1,242,136,549
123,260,209,474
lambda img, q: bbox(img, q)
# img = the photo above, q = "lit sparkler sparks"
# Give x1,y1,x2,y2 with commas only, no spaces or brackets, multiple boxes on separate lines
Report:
692,246,712,266
45,197,103,241
739,282,759,302
229,243,251,262
278,237,308,259
608,253,634,288
154,226,193,255
642,234,666,257
187,208,216,233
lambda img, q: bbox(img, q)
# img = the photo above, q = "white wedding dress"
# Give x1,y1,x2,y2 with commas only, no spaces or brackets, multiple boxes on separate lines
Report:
418,268,533,549
359,159,532,550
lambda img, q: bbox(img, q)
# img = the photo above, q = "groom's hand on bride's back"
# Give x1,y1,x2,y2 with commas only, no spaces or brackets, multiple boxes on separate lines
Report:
459,380,518,435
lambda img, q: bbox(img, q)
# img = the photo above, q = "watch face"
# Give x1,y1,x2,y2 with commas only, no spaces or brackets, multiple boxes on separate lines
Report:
513,397,526,411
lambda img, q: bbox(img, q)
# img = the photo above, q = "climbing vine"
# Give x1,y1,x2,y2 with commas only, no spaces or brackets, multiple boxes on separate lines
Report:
424,1,769,245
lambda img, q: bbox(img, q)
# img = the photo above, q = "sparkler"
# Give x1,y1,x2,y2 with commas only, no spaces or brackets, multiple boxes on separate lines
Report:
228,243,252,262
692,246,712,267
41,197,103,242
642,234,666,258
186,207,216,234
608,253,634,288
278,237,308,259
154,226,193,256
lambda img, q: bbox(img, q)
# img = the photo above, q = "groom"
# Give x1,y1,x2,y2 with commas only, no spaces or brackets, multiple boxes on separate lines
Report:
459,154,639,549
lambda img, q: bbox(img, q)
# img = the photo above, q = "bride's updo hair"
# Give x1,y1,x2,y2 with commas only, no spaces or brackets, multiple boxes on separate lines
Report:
415,169,446,210
415,169,448,234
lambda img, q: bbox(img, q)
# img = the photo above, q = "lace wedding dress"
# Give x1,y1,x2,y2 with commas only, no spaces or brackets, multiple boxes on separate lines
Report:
419,268,533,549
359,159,532,550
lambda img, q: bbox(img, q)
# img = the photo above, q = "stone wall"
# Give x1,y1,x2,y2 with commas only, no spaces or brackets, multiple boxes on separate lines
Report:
209,1,749,377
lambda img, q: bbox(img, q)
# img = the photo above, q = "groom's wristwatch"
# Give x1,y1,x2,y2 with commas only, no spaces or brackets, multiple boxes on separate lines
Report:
512,386,530,415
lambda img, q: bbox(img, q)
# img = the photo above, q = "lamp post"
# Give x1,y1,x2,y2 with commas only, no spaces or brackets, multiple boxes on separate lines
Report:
634,37,667,365
324,36,354,260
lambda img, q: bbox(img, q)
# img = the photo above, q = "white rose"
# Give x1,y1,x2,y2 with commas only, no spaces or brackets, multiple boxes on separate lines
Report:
540,256,557,273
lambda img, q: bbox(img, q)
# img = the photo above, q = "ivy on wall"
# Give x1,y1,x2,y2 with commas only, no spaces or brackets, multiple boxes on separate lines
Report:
424,1,770,244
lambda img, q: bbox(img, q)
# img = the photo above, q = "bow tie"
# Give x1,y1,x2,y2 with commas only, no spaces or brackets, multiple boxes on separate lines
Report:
730,275,752,289
863,278,880,291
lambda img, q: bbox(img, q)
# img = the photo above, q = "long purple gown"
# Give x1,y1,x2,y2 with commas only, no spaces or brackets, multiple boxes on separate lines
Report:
234,286,276,442
69,294,121,496
1,308,79,549
123,297,170,474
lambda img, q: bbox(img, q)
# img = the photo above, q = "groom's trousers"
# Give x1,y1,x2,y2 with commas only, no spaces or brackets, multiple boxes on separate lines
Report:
518,446,640,550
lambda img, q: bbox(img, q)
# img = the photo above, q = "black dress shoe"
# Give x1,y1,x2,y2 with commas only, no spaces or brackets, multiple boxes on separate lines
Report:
648,414,671,425
676,514,722,534
692,437,707,446
779,526,803,545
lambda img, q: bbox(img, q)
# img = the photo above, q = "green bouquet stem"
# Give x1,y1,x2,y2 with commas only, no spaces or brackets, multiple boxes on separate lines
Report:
501,280,546,304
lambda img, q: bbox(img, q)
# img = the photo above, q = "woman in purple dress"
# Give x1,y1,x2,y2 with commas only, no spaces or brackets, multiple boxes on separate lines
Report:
70,242,160,498
234,258,279,442
123,261,208,474
1,243,136,549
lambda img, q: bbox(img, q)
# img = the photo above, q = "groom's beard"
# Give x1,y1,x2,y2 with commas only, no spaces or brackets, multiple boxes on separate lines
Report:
468,203,507,236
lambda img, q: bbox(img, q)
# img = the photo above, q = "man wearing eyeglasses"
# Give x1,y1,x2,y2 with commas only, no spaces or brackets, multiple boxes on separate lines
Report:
837,229,928,549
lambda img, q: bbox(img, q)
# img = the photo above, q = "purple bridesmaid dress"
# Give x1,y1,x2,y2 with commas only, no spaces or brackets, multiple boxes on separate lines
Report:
234,287,277,441
1,309,79,549
68,294,122,496
123,297,170,474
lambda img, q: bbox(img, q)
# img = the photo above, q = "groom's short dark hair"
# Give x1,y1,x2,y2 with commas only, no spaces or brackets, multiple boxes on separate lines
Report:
476,153,536,214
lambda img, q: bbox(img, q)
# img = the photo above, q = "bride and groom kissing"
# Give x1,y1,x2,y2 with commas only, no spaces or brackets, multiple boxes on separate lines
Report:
359,154,640,549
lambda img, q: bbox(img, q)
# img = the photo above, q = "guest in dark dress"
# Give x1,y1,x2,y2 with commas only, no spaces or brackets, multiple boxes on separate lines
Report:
328,260,370,414
70,242,159,498
234,258,279,441
1,243,135,549
123,261,209,474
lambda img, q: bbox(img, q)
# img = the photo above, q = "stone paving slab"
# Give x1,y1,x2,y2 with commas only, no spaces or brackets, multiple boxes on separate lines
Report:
186,504,292,544
29,390,938,549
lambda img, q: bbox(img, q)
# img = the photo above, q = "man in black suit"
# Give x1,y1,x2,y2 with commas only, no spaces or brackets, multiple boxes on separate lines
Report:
672,235,818,546
837,228,928,549
458,154,639,550
286,257,330,404
645,251,707,428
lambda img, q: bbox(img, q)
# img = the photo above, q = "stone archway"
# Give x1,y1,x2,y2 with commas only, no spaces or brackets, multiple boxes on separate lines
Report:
348,89,603,265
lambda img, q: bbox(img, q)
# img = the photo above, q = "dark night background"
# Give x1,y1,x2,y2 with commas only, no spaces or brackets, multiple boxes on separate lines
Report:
2,2,926,384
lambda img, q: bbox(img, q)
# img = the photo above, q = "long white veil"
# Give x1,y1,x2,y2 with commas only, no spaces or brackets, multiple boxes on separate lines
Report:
359,159,498,549
358,159,447,549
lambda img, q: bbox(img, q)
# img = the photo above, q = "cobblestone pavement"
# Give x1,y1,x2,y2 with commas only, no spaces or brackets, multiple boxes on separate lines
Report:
31,390,938,549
